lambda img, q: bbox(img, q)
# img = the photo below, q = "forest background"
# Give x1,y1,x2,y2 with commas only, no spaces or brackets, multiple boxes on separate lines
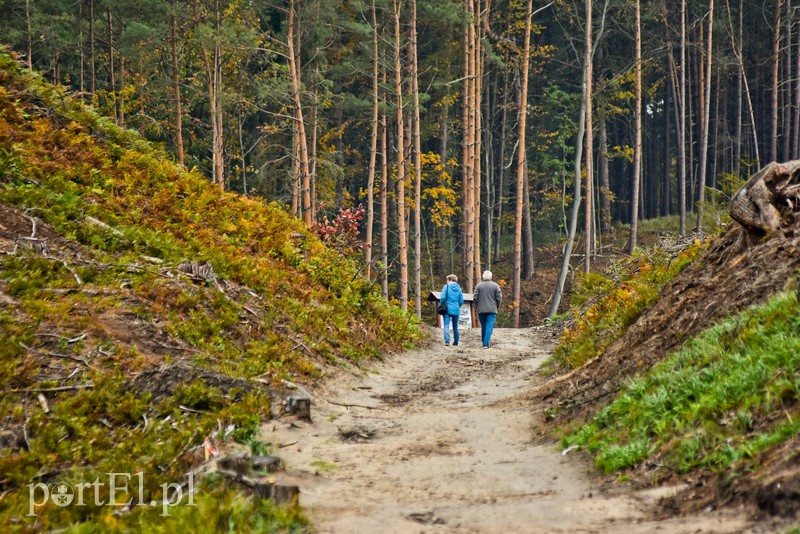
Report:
0,0,790,325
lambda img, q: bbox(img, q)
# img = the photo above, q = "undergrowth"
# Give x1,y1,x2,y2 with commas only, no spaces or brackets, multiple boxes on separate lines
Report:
563,291,800,476
0,49,418,530
552,240,705,369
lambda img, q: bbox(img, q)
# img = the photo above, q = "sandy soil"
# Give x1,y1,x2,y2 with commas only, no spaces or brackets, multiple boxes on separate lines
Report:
264,327,755,533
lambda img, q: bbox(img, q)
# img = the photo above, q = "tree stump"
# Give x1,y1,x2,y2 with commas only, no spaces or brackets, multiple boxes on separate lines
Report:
730,160,800,235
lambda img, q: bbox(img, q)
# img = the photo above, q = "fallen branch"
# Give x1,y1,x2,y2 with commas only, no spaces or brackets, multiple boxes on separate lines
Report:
5,384,94,394
326,400,386,411
19,342,90,367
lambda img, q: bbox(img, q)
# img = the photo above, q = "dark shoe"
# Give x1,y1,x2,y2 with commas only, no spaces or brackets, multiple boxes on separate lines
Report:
445,342,450,346
453,343,458,346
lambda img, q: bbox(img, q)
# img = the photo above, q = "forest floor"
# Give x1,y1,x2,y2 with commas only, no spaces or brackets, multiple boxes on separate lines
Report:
262,327,758,533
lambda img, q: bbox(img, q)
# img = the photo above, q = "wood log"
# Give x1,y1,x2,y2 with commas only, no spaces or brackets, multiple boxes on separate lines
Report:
730,160,800,234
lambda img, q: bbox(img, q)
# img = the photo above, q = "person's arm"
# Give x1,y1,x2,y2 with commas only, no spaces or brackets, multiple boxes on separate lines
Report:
440,285,448,304
495,284,502,306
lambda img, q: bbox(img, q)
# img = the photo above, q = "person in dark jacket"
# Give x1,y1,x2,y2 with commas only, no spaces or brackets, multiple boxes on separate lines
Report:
440,274,464,346
474,270,501,348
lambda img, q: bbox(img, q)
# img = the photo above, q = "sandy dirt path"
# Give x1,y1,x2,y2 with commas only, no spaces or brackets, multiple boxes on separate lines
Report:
265,327,753,533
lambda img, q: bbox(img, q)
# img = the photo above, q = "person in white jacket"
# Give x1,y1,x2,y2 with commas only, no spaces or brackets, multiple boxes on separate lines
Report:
473,270,501,348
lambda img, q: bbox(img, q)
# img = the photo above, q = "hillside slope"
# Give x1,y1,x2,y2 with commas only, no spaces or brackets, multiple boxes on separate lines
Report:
0,50,419,530
541,162,800,521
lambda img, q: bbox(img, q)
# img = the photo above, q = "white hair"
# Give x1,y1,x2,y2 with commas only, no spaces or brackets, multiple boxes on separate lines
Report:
482,270,493,280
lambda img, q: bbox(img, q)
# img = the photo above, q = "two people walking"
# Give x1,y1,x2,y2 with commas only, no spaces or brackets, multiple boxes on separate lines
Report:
440,270,502,349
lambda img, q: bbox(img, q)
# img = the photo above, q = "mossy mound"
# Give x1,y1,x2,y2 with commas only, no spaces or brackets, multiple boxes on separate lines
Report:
0,49,420,531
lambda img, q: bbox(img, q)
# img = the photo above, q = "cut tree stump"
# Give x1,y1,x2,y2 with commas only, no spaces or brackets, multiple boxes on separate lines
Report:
285,396,311,420
730,160,800,234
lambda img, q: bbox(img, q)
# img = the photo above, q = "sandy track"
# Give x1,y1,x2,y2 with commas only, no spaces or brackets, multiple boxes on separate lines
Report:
264,327,752,533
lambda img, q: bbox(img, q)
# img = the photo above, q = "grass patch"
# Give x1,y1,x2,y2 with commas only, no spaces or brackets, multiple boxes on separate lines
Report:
552,241,705,368
563,291,800,475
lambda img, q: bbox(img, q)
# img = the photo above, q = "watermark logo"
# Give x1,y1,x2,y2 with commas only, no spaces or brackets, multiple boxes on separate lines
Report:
49,483,74,507
28,472,194,517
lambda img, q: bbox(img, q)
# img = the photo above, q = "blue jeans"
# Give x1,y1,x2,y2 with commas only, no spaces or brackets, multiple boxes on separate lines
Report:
443,313,459,345
479,313,497,348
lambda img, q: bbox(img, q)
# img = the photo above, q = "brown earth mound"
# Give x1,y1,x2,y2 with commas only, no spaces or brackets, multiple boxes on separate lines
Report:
537,161,800,520
539,161,800,426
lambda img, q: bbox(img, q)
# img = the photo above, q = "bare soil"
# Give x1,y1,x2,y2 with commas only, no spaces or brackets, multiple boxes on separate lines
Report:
264,327,758,533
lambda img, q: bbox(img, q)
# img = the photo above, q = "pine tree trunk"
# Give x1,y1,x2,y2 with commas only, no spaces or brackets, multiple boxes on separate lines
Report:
411,0,422,316
393,0,408,309
380,79,389,300
599,116,611,234
494,68,510,263
288,0,311,222
513,0,533,327
522,164,534,279
735,0,743,174
365,0,379,281
25,0,32,70
89,0,95,96
678,0,688,235
782,0,792,161
629,0,642,251
794,10,800,158
584,0,593,272
473,1,484,286
771,0,783,163
696,0,714,232
107,8,116,124
170,9,184,166
462,0,475,292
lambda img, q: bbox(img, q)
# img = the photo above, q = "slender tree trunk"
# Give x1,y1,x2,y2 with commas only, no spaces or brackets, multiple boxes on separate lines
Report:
696,0,714,232
495,68,510,263
629,0,642,251
365,0,379,281
599,116,611,234
522,164,534,279
735,0,743,174
513,0,533,327
439,109,449,275
107,8,116,124
473,1,484,285
678,0,688,235
291,126,300,216
288,0,311,222
89,0,95,96
462,0,475,292
170,9,184,166
783,0,792,161
380,73,389,300
772,0,783,162
549,23,587,317
410,0,422,316
584,0,593,272
663,64,672,215
213,2,224,187
79,1,85,96
393,0,408,309
25,0,32,70
794,8,800,158
118,54,125,126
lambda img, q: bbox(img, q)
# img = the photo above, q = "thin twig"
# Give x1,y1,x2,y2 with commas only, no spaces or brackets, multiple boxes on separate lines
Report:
5,384,93,394
19,342,90,367
326,400,386,411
